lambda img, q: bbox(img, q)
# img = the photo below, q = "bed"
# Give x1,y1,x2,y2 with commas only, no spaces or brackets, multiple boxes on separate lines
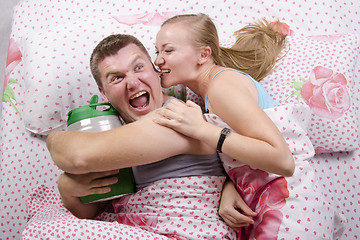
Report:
1,0,359,239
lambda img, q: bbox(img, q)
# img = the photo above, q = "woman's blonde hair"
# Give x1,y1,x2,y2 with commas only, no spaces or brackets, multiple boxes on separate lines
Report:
161,14,287,81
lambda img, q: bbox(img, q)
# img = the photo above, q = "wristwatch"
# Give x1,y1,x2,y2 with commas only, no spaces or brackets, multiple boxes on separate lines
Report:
217,127,231,153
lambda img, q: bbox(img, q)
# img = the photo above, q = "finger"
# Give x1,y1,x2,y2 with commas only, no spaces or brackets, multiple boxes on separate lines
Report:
155,108,184,124
234,198,257,217
91,175,118,188
220,205,255,225
89,169,120,179
88,186,112,195
185,100,199,108
153,115,178,127
169,98,186,106
221,215,251,230
226,210,254,226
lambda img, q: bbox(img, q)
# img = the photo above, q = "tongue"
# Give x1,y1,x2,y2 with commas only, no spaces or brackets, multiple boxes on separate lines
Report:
130,95,148,108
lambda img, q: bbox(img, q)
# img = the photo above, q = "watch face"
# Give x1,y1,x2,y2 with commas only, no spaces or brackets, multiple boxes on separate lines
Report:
222,128,231,135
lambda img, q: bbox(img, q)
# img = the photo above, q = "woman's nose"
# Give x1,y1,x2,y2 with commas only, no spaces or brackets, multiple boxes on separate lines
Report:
154,54,164,66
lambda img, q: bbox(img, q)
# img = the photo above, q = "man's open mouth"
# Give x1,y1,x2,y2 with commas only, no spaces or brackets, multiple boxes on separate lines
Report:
129,91,149,109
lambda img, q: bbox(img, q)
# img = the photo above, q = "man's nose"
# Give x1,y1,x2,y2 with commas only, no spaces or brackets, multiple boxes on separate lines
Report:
126,75,141,90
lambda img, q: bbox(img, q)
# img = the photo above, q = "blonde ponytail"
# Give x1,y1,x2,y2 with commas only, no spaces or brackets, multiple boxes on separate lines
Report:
220,19,287,81
161,15,287,81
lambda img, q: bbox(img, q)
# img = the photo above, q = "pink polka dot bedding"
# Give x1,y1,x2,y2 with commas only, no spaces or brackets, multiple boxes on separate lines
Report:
1,0,359,239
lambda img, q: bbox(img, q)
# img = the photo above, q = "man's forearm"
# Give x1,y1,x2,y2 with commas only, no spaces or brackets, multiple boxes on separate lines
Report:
47,113,214,174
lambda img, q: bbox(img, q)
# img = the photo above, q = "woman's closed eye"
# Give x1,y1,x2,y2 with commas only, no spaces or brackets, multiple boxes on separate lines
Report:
155,49,174,56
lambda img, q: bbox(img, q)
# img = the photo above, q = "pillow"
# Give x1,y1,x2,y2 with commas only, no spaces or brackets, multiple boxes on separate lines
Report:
205,104,346,239
261,33,360,153
21,15,165,135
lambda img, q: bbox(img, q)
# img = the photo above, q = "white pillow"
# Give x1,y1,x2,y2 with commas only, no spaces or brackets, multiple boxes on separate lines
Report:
21,16,161,135
20,13,360,155
261,33,360,153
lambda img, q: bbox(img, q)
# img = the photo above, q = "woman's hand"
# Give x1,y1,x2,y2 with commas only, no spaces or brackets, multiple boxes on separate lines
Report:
219,180,257,231
153,99,207,139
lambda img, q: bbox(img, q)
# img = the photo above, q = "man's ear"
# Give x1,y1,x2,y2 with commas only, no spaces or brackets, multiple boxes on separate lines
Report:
98,87,109,102
198,46,212,65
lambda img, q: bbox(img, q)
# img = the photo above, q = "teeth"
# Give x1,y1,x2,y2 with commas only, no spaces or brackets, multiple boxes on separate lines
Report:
130,91,147,100
161,69,170,74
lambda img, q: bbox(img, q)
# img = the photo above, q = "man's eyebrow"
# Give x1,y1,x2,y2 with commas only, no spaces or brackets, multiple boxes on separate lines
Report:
103,54,143,79
104,70,120,80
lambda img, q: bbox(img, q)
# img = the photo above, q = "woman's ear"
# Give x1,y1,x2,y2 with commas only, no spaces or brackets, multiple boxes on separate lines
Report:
198,46,212,65
98,87,109,102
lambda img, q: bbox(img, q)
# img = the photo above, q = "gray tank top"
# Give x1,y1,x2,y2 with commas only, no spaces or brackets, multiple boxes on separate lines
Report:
132,97,226,190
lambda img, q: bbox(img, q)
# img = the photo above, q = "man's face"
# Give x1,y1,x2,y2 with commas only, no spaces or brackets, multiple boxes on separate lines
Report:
98,43,164,123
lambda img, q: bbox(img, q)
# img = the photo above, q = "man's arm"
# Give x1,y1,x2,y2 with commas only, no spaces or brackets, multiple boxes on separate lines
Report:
47,110,214,174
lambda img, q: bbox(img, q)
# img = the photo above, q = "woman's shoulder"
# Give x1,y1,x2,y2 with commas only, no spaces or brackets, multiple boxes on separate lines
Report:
211,68,255,89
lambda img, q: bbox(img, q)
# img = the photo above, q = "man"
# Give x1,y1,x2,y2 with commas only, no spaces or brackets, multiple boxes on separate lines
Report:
49,34,255,238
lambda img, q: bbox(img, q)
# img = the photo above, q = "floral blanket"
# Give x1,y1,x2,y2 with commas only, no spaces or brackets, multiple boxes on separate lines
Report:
205,104,346,239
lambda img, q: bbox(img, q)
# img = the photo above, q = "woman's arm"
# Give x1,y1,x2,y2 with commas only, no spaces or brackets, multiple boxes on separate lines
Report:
153,73,294,176
47,110,214,174
208,71,295,176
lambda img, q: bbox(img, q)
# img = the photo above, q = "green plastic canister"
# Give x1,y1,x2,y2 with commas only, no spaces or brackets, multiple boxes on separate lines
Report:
67,95,135,203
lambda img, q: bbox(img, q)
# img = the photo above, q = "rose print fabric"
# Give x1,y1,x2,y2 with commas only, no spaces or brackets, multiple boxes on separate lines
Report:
205,104,346,239
1,38,22,115
261,33,359,153
300,66,351,120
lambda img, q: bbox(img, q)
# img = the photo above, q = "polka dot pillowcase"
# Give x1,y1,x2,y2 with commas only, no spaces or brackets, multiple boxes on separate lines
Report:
261,33,360,153
21,15,360,154
21,15,162,135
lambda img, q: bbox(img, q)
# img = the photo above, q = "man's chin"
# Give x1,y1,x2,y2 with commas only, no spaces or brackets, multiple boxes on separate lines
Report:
128,107,152,121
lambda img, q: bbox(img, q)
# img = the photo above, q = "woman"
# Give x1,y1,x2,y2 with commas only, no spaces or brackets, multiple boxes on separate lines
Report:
153,14,295,234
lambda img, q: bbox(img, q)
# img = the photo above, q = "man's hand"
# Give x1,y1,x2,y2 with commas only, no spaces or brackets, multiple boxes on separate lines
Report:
57,170,119,219
59,170,120,198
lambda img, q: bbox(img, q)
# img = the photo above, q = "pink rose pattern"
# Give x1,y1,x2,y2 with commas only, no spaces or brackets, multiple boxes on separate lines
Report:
227,166,289,240
285,66,351,120
2,38,22,116
308,34,342,42
112,12,181,26
118,213,159,232
301,66,351,120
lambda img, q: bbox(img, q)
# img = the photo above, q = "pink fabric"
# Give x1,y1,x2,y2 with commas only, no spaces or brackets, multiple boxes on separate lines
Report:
22,177,236,240
2,1,360,239
4,38,22,93
112,176,235,239
227,166,288,239
300,66,351,120
205,104,346,239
